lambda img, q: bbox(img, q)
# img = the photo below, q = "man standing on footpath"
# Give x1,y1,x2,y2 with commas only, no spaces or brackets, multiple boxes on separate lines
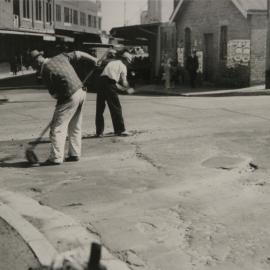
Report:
30,50,98,166
95,51,134,137
186,50,199,88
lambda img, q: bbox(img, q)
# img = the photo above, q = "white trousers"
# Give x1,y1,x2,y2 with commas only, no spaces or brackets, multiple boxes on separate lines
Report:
49,88,86,163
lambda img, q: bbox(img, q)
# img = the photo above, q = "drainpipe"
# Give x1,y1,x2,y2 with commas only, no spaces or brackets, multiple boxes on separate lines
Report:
265,0,270,88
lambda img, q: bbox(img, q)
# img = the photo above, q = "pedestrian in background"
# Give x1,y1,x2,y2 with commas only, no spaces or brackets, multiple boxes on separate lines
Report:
95,51,134,137
186,50,199,88
30,49,97,165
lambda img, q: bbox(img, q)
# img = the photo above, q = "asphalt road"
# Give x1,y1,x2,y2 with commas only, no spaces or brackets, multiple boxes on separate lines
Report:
1,88,270,270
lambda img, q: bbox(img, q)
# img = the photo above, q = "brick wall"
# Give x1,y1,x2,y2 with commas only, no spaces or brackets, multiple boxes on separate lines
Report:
249,14,267,85
174,0,251,83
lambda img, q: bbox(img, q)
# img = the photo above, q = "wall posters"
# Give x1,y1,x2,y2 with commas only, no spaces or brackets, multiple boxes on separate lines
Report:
227,39,250,68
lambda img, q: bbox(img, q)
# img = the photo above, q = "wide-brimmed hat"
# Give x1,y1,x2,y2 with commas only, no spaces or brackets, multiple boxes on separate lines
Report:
30,50,43,60
121,52,133,63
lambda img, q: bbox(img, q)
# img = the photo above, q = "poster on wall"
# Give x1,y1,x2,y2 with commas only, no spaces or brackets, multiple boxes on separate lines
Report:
196,51,203,73
177,47,184,67
227,40,250,68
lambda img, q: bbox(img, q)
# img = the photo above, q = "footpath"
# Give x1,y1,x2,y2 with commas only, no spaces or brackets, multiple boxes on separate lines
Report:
0,189,131,270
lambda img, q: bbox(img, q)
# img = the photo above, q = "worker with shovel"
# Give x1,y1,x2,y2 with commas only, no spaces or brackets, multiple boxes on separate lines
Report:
30,50,98,166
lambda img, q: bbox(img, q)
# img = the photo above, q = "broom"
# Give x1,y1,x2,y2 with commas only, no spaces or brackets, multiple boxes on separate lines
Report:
25,122,51,165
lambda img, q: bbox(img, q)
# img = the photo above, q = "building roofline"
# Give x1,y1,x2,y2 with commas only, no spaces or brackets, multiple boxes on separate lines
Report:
170,0,267,22
169,0,185,23
230,0,247,18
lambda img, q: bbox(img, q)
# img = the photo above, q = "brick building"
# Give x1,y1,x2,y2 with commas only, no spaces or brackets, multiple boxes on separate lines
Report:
170,0,267,86
0,0,101,65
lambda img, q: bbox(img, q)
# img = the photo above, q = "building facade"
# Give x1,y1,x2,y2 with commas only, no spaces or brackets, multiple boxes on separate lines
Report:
170,0,267,86
0,0,102,64
141,0,174,24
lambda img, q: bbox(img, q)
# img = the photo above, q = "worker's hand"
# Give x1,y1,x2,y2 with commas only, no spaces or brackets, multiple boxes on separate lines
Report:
96,59,102,67
127,88,135,95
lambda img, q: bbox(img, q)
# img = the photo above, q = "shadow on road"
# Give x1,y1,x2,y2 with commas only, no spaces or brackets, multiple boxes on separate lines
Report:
0,161,32,168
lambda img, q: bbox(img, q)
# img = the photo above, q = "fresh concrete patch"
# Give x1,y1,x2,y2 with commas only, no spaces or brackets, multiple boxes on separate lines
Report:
202,156,246,170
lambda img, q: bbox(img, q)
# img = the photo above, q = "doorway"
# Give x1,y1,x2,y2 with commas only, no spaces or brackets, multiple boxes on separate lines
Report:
203,33,214,81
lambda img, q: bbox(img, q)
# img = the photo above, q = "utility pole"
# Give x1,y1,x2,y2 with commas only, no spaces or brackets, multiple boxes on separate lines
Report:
266,0,270,88
124,0,127,26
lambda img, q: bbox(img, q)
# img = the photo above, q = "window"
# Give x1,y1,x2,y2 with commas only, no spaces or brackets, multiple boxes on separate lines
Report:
73,10,78,25
64,7,72,23
98,17,102,29
56,4,61,22
23,0,30,18
93,16,97,28
80,12,86,26
35,0,42,21
46,0,52,23
220,25,228,60
88,15,92,27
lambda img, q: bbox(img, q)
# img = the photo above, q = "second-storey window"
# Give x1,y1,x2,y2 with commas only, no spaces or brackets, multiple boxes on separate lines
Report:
93,16,97,28
23,0,30,18
64,7,72,23
73,10,78,25
98,17,102,29
35,0,42,21
88,15,92,27
46,0,52,23
80,12,86,26
56,4,61,22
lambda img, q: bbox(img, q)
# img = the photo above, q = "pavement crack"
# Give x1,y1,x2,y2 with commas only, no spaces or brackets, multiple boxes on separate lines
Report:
221,108,270,121
86,222,101,238
116,249,146,268
133,143,162,170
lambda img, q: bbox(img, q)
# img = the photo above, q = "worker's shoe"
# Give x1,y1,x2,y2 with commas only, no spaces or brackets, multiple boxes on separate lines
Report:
41,159,61,166
95,133,103,138
115,131,131,137
65,156,80,162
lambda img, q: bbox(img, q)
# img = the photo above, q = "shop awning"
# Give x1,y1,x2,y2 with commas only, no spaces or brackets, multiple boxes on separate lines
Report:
0,29,43,37
0,29,56,41
55,34,74,43
43,34,56,41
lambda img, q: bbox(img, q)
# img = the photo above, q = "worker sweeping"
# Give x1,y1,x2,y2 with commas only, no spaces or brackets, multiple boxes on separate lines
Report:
95,51,134,137
29,49,98,166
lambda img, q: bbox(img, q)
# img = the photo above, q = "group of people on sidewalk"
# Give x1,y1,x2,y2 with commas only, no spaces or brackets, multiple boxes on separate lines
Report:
162,50,199,89
30,48,134,166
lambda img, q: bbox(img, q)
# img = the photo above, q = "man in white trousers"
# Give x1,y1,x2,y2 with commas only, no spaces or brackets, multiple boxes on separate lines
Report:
31,50,97,166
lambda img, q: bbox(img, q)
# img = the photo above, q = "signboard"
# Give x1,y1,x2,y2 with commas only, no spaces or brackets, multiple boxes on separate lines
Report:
227,40,250,68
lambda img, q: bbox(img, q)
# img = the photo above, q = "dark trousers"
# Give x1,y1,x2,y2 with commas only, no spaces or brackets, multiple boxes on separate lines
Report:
95,76,125,135
189,71,197,88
